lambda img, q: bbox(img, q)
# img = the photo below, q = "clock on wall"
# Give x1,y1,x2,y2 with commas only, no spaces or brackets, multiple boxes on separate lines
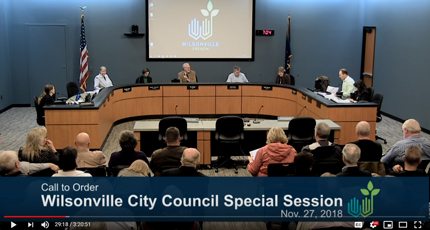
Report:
256,30,275,36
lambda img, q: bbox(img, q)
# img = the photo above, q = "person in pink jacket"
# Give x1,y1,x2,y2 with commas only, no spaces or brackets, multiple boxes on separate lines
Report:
247,127,297,177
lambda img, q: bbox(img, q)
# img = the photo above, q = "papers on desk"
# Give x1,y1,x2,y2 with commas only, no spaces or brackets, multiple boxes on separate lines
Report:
315,90,351,104
249,148,261,160
326,86,339,94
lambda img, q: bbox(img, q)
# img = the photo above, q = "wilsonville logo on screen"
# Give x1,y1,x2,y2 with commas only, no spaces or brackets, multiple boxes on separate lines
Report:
188,1,219,40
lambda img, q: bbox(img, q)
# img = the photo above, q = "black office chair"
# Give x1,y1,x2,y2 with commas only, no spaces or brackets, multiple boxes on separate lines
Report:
287,117,316,152
110,165,129,177
214,116,245,173
310,145,344,176
158,116,188,142
267,163,295,177
33,96,45,126
77,166,109,177
289,74,296,85
367,87,375,101
373,93,387,144
66,82,79,98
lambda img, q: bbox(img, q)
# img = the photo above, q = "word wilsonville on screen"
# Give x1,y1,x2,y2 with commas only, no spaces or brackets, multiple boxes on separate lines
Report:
40,194,342,210
182,41,219,47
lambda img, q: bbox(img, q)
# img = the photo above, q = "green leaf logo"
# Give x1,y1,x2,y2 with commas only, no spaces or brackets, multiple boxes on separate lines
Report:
371,189,380,196
367,181,374,191
360,189,369,196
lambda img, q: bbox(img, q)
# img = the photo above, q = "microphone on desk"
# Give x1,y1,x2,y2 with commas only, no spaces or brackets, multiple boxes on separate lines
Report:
296,106,306,117
175,105,178,115
253,105,264,124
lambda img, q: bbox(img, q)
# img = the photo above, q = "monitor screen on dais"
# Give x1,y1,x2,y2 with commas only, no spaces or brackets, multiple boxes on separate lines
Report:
147,0,254,60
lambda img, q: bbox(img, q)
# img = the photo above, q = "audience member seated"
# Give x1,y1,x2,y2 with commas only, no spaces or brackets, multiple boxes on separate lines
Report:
350,80,371,103
18,127,59,164
37,84,56,118
53,146,91,177
292,151,316,176
0,150,59,177
337,144,371,177
350,121,382,161
389,145,427,177
109,130,149,169
247,127,297,177
75,132,106,168
118,159,151,177
381,119,430,168
161,148,206,177
302,122,336,151
150,127,186,176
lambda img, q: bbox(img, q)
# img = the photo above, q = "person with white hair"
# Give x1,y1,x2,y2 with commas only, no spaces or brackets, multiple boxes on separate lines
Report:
94,66,113,91
178,63,197,83
0,150,59,177
336,144,371,177
161,148,206,177
350,121,382,161
381,119,430,168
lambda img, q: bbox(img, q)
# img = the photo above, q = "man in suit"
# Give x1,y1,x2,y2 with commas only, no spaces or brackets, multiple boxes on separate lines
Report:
150,127,187,176
390,145,427,177
337,144,371,177
75,132,106,168
350,121,382,161
178,63,197,83
381,119,430,168
161,148,206,177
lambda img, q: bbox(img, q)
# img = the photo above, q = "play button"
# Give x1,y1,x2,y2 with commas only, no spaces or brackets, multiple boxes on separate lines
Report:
11,222,16,228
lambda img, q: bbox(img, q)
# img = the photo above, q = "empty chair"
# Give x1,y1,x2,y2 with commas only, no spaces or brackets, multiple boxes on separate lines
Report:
367,87,375,101
66,82,79,98
33,96,45,126
267,163,295,177
158,116,188,142
288,117,316,152
289,74,296,86
214,116,245,173
372,93,387,144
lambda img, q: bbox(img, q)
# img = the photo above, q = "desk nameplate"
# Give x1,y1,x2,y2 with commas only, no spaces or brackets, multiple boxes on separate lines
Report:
148,85,160,90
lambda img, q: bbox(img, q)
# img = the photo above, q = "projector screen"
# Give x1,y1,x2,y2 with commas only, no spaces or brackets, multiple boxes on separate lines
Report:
146,0,255,60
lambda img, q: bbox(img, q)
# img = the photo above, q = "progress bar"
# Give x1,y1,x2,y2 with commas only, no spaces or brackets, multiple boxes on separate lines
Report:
4,216,67,218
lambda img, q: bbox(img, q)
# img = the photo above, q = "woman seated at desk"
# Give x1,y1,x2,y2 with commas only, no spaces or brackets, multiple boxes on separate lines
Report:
275,66,291,85
37,84,56,121
350,80,371,103
136,68,153,84
247,127,297,177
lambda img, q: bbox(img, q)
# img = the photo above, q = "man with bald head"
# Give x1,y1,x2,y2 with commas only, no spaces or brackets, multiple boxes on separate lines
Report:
75,132,106,168
350,121,382,161
161,148,206,177
381,119,430,168
336,144,371,177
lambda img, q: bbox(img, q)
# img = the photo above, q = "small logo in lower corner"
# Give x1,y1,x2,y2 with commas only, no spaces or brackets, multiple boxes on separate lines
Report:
347,181,380,218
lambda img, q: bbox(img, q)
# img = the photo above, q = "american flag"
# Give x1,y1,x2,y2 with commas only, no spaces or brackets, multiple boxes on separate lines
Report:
79,14,89,91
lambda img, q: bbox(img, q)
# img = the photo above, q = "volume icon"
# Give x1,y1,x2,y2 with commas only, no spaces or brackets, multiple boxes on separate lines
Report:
41,221,49,229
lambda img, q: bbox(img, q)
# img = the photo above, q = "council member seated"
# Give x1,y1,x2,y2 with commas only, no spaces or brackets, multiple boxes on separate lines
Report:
247,127,297,177
275,66,291,85
336,68,355,99
350,80,371,103
136,68,153,84
226,66,249,83
178,63,197,83
94,66,113,91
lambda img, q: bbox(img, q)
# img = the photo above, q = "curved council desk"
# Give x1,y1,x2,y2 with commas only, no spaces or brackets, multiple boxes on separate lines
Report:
44,83,377,151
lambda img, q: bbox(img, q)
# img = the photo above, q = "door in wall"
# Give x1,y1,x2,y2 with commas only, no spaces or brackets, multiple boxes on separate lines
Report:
27,25,68,105
361,27,376,88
